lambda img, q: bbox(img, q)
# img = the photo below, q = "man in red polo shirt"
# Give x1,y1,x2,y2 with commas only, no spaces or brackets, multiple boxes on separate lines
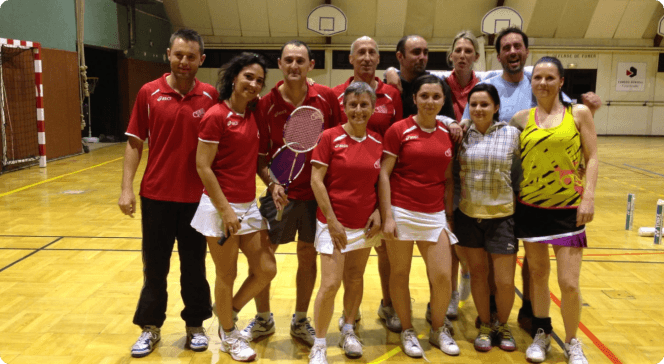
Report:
331,36,404,333
239,40,342,346
118,28,217,358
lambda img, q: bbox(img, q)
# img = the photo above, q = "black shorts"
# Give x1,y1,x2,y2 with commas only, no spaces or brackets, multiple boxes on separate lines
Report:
454,209,518,255
259,194,317,244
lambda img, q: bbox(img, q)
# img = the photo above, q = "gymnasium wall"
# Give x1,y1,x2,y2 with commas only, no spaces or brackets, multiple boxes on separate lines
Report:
84,1,172,64
118,58,171,135
0,0,77,52
0,0,173,159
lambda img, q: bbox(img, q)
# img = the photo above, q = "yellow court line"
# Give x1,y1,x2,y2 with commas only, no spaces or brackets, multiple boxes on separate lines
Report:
0,156,124,198
368,332,426,364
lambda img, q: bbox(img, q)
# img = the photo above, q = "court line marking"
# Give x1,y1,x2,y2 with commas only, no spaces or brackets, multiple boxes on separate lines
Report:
368,332,426,364
517,251,664,259
516,258,622,364
599,161,655,178
0,156,124,198
0,234,141,239
623,164,664,178
0,237,62,273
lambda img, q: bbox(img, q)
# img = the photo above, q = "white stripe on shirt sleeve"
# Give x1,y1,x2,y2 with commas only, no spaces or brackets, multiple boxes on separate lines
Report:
198,138,220,144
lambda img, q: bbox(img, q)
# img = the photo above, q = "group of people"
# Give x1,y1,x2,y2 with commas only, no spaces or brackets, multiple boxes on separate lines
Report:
118,25,600,364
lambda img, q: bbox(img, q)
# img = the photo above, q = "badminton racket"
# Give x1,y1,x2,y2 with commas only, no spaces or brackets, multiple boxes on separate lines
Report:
274,105,324,221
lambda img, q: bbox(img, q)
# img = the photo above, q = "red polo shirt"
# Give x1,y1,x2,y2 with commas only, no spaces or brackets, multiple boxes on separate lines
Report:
126,73,218,203
199,102,260,204
383,116,454,213
311,125,383,229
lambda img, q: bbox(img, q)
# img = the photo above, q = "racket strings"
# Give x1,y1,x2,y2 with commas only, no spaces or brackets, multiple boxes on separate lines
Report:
283,109,324,152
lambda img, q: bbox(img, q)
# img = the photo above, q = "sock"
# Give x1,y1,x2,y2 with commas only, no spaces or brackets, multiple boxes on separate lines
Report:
294,311,307,322
342,323,354,333
489,295,497,314
520,300,533,317
531,316,553,337
223,327,236,337
314,337,326,346
257,311,271,321
232,310,239,323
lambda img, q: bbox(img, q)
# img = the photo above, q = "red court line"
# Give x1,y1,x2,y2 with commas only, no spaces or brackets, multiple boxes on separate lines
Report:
516,258,623,364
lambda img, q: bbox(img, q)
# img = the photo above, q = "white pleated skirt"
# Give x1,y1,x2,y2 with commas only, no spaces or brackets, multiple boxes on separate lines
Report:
191,194,267,238
314,219,382,255
391,206,458,244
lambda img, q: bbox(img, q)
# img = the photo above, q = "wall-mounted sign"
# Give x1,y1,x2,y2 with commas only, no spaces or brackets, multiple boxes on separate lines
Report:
307,5,347,36
616,62,646,92
482,7,523,34
551,54,597,59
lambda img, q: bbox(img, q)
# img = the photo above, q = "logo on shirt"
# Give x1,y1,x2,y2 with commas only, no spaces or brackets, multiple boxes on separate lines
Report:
192,108,206,118
405,135,418,141
334,144,349,149
274,110,288,118
375,105,389,114
157,96,172,102
445,148,452,157
374,159,381,169
227,120,239,126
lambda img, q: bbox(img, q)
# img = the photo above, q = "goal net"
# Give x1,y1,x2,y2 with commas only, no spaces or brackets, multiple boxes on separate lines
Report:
0,38,46,172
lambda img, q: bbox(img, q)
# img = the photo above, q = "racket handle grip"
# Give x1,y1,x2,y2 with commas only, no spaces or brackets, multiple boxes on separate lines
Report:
217,233,230,246
276,209,284,221
217,218,243,246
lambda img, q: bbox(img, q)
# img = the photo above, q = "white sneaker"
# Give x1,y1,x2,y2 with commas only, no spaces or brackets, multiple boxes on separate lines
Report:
337,311,361,331
377,300,402,333
339,328,363,357
526,328,551,363
458,272,471,301
446,291,460,320
185,326,208,352
309,343,328,364
565,338,589,364
241,313,275,340
220,328,256,362
131,325,161,358
290,315,316,347
400,328,423,358
429,325,460,356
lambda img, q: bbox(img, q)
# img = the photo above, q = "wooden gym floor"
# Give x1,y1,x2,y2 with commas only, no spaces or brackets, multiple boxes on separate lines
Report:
0,136,662,364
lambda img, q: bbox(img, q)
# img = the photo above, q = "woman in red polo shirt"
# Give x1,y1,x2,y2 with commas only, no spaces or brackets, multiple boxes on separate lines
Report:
190,52,276,362
308,82,383,364
379,74,460,358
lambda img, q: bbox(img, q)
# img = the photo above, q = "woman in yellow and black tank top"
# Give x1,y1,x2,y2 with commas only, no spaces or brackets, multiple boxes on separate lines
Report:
509,56,598,364
520,105,584,208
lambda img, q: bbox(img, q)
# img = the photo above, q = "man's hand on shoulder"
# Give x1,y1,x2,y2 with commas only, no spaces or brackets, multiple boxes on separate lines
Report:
384,67,402,93
581,92,601,116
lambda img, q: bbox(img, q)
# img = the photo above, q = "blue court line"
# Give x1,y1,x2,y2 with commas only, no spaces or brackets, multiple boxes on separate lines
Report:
623,164,664,177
